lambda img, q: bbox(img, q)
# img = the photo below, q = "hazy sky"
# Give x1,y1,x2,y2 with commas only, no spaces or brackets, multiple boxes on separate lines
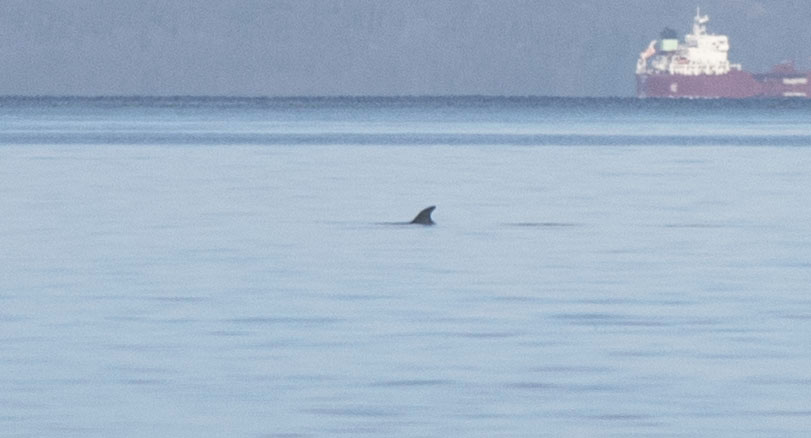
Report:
2,0,809,96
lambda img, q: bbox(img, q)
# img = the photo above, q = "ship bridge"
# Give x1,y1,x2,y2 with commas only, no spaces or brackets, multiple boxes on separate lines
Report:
637,8,740,76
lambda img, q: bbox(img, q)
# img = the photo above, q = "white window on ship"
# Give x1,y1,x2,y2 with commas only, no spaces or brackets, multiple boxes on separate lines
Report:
783,78,808,85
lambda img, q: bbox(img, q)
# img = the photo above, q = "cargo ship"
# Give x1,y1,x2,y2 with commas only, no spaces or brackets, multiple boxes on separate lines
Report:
636,8,810,98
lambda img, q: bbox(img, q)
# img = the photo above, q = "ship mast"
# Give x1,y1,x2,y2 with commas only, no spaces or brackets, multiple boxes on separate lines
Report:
693,7,709,36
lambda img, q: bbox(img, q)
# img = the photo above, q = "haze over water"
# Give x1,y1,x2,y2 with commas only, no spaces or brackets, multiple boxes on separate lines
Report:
2,97,811,437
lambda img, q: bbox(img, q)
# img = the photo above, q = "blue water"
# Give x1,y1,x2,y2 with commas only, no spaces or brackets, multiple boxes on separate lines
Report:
2,97,811,437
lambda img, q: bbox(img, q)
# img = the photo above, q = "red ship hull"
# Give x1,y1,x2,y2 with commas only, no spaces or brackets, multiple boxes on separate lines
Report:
637,70,811,98
637,70,761,98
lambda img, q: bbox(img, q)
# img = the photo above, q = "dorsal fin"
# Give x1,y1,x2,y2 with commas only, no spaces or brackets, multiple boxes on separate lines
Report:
410,205,436,225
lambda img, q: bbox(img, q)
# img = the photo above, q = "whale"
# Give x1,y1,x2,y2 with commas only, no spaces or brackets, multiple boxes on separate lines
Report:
409,205,436,225
378,205,436,226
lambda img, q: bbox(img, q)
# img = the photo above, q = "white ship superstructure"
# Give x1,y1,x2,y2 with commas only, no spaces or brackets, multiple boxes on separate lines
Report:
636,8,741,77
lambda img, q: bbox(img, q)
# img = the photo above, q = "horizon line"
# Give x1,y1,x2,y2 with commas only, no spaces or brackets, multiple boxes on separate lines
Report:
0,94,636,100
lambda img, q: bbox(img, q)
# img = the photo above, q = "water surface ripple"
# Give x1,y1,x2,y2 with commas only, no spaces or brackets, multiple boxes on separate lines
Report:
2,97,810,437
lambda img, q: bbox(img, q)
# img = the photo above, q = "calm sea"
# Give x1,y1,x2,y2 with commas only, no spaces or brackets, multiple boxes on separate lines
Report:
2,97,810,437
